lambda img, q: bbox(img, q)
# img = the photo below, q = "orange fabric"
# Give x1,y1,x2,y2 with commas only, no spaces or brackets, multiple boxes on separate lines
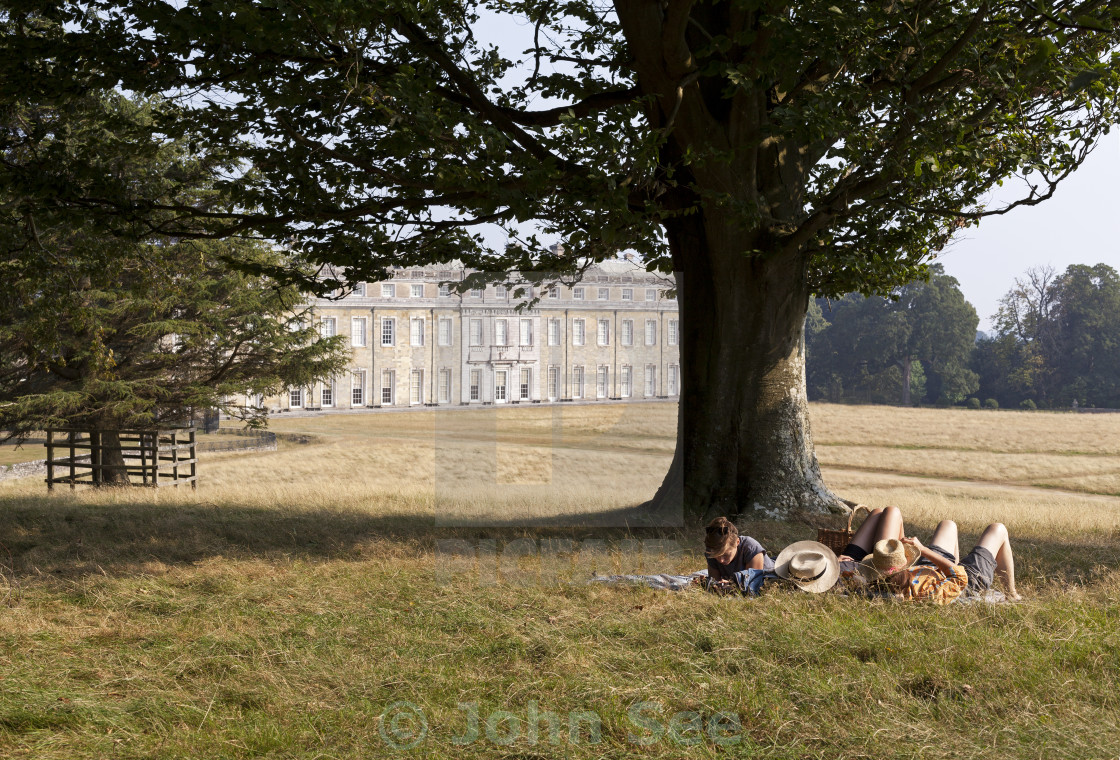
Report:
900,564,968,604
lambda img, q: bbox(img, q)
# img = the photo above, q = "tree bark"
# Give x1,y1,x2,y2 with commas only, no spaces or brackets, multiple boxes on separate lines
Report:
644,210,846,524
99,430,131,486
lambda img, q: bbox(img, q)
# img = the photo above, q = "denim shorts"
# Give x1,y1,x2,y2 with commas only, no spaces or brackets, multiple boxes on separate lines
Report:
960,546,997,594
915,543,996,594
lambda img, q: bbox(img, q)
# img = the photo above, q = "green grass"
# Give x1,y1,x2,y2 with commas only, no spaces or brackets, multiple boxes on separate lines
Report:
2,403,1120,758
0,443,46,468
1,502,1118,759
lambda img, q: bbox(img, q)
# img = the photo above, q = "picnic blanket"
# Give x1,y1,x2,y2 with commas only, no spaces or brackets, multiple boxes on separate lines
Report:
589,569,1013,603
955,590,1010,604
589,568,775,595
589,570,708,591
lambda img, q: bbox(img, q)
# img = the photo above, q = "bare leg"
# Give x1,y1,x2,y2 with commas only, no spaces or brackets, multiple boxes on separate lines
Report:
976,522,1020,600
846,506,904,557
927,520,960,562
845,507,884,557
876,506,905,544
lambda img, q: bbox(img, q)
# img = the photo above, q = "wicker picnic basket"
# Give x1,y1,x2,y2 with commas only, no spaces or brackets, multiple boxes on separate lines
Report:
817,504,872,556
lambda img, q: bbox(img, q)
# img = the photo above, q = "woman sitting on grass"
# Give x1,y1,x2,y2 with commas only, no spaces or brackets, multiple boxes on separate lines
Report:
704,517,775,592
859,520,1022,603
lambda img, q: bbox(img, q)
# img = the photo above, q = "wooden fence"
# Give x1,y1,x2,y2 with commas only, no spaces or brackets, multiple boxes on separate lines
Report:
44,428,197,490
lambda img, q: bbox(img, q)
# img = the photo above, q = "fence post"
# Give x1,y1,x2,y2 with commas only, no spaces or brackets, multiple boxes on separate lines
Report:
189,428,197,490
40,426,201,491
46,429,54,491
69,431,76,489
90,431,102,486
140,431,149,486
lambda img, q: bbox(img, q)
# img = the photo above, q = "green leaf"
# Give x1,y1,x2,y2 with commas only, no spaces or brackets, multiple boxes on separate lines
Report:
1069,68,1106,93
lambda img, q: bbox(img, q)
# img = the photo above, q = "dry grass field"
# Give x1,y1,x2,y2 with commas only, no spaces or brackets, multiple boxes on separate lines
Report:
201,402,1120,535
0,441,47,468
1,402,1119,759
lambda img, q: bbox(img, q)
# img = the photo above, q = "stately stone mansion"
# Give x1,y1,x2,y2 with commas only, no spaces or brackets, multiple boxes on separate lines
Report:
257,259,681,412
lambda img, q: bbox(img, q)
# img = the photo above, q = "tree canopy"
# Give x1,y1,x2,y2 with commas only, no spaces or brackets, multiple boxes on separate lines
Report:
10,1,1118,287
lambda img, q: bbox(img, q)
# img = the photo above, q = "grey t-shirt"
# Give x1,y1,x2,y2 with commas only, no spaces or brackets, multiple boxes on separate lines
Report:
707,535,774,580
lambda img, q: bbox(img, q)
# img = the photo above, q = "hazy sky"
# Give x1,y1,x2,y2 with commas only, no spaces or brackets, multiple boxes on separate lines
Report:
933,132,1120,332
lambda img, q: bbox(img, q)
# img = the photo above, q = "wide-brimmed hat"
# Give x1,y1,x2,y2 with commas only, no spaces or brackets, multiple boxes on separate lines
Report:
858,538,920,582
774,541,840,593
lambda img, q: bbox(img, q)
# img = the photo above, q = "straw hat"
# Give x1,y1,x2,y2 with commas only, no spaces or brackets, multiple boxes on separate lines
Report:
774,541,840,593
858,538,920,582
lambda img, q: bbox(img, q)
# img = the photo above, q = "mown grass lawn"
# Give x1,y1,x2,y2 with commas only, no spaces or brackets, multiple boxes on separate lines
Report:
2,403,1119,759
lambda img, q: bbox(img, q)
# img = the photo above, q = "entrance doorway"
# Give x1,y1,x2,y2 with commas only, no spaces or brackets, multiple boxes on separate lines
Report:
494,370,508,403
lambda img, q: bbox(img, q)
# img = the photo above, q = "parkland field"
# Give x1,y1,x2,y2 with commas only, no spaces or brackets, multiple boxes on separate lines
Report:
1,403,1118,758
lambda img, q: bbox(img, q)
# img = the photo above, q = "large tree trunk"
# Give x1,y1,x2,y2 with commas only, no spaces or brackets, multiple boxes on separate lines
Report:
615,0,847,523
645,212,846,524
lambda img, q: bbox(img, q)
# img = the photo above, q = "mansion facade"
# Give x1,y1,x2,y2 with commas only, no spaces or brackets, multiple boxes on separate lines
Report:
259,259,681,412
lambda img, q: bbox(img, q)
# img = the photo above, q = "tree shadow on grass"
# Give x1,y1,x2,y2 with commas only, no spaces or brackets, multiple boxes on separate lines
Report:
1,495,1116,587
0,493,697,580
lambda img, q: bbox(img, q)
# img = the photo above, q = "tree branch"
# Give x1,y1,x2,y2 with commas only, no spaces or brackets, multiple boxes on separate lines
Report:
392,18,586,175
906,2,989,105
662,0,698,78
273,112,431,189
432,84,642,127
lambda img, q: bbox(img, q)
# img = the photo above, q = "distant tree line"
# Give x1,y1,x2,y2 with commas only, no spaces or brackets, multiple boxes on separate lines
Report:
807,263,1120,409
974,264,1120,409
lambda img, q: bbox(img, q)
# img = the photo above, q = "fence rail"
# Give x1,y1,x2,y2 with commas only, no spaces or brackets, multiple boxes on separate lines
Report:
45,428,197,490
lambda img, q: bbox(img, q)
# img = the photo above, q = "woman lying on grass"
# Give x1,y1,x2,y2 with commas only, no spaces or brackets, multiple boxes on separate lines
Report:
703,517,775,593
859,520,1022,603
703,509,903,595
836,506,905,564
829,505,906,591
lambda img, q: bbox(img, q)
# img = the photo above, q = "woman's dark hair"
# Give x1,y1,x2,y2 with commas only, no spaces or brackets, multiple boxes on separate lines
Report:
704,516,739,557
